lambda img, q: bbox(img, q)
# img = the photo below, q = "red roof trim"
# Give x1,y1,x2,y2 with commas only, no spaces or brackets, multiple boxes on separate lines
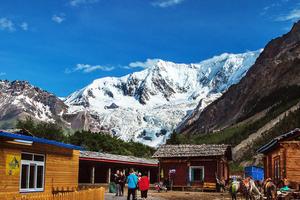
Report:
79,157,158,167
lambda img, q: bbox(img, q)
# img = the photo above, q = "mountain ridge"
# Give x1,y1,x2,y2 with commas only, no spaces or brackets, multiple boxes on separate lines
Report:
64,50,261,146
177,21,300,148
0,50,261,147
0,80,67,128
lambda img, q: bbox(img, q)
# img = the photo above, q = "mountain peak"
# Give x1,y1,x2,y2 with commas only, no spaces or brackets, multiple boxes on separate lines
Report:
290,20,300,34
0,80,67,127
64,50,260,146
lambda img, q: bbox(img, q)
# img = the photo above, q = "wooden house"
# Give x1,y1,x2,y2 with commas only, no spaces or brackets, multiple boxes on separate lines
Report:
0,130,82,195
152,144,232,190
258,128,300,189
79,151,158,185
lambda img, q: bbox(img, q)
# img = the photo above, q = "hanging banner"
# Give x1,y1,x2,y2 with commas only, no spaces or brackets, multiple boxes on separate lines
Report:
6,154,21,176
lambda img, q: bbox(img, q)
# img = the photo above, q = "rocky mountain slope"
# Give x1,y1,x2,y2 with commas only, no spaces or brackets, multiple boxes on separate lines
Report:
64,51,260,146
0,80,67,128
178,21,300,136
0,51,261,147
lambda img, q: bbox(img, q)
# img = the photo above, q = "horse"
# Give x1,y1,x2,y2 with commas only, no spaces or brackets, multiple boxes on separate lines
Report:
229,178,263,200
246,178,263,200
263,178,277,200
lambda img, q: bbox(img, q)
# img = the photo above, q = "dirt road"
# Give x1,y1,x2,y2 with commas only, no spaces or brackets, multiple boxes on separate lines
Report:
106,190,232,200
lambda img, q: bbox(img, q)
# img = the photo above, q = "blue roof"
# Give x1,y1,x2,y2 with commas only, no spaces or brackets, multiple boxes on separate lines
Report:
257,128,300,154
0,131,83,150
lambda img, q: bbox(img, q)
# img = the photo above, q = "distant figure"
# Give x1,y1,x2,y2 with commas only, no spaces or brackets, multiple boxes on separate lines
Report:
216,176,226,192
138,173,150,200
114,170,121,196
163,178,170,190
279,178,290,192
127,169,138,200
120,171,126,196
229,179,240,200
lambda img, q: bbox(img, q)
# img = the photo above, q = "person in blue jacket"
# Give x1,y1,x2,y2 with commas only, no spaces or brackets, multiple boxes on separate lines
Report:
127,168,138,200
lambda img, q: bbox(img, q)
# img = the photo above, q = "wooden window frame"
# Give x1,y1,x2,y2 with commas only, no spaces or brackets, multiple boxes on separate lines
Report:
20,152,45,193
274,156,280,180
189,166,204,182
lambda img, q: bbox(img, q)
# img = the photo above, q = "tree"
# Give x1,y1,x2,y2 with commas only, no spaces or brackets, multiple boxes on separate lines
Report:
166,130,181,144
16,117,66,142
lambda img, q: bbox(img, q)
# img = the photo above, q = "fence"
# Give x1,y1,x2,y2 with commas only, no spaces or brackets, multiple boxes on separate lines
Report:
0,187,105,200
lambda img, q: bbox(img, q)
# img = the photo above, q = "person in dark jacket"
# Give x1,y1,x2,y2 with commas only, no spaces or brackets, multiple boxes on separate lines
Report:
120,171,126,196
114,170,121,196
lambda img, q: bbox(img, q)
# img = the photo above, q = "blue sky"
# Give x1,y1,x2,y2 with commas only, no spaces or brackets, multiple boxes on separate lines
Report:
0,0,299,96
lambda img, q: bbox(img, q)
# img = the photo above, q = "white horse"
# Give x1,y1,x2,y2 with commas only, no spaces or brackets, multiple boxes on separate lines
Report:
247,179,263,200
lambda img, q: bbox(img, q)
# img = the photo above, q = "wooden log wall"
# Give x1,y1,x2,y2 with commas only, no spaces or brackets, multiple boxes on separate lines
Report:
0,141,79,194
263,141,300,187
282,142,300,184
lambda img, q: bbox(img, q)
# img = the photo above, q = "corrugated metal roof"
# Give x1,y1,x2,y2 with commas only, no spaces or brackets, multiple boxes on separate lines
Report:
80,151,158,166
257,128,300,154
0,131,83,150
152,144,231,158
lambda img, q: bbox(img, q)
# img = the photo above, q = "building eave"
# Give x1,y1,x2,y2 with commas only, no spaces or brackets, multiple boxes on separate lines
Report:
79,157,158,167
0,131,83,150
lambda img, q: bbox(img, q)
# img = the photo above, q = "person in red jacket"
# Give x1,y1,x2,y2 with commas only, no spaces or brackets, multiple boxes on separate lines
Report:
138,173,150,200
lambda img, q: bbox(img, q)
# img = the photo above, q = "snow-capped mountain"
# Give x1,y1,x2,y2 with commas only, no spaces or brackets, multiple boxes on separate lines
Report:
64,50,262,147
0,80,67,126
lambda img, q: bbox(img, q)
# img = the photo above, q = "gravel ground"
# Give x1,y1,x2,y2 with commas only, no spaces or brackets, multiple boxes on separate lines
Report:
105,190,232,200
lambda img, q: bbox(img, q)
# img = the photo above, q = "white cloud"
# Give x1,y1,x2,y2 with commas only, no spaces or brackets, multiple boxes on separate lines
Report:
52,14,66,24
0,18,29,32
20,22,28,31
276,8,300,22
69,0,99,7
66,64,115,73
152,0,185,8
128,59,160,69
0,18,15,32
0,72,6,76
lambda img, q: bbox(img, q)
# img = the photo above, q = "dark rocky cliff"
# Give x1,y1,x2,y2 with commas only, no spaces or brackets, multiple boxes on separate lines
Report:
178,21,300,135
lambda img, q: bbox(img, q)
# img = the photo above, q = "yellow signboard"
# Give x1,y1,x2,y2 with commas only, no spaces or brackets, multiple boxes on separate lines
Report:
6,154,21,176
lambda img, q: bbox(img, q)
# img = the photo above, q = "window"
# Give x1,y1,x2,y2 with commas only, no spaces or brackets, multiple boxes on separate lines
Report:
274,157,280,180
20,153,45,192
189,166,204,182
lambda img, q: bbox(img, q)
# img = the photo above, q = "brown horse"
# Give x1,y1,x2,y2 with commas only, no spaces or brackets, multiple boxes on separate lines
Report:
263,178,277,200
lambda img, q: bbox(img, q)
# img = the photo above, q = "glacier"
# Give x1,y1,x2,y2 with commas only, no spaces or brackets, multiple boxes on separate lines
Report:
64,49,262,147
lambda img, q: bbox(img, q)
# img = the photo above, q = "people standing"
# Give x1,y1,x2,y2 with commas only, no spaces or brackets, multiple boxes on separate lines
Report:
114,170,121,196
138,173,150,200
127,169,138,200
120,171,126,196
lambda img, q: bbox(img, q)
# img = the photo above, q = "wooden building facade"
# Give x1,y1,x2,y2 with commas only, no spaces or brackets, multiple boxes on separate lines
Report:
153,144,232,190
79,151,159,185
258,128,300,190
0,130,82,195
